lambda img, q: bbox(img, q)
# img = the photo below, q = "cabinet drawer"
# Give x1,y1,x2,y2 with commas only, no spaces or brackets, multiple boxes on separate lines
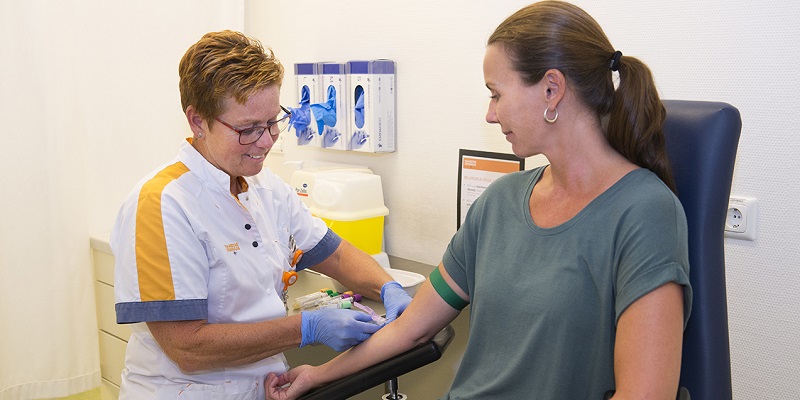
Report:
95,281,132,341
93,249,116,286
99,330,127,387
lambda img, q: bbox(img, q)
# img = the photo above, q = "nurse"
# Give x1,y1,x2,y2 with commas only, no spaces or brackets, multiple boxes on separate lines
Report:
111,30,411,399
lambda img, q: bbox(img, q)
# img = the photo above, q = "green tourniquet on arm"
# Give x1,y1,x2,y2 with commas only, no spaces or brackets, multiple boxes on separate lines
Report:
429,267,469,310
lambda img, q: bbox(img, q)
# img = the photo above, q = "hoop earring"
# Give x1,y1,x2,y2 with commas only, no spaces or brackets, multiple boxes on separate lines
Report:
543,107,558,124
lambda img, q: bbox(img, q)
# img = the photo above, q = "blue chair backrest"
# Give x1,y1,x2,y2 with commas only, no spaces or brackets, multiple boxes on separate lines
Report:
662,100,742,400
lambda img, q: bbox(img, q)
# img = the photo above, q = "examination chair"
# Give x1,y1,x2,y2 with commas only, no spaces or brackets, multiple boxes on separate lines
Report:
663,100,742,400
300,100,741,400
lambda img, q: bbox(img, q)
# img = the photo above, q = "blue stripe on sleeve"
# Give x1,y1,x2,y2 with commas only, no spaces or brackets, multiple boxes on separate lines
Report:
296,229,342,271
115,299,208,324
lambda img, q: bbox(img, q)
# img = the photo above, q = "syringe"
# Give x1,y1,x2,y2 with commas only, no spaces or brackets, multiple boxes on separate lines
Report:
342,293,386,325
351,300,386,325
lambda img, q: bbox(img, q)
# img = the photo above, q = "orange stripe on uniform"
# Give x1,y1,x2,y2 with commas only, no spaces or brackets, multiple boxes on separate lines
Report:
135,161,190,301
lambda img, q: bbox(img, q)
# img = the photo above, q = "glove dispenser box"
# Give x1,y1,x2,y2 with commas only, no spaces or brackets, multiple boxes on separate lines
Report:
346,60,396,153
294,62,323,147
318,62,350,150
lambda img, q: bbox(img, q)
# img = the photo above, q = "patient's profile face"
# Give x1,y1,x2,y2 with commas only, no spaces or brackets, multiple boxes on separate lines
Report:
483,44,548,158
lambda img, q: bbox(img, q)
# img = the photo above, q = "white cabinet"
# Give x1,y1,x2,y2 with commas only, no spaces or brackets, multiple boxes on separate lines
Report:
91,237,130,399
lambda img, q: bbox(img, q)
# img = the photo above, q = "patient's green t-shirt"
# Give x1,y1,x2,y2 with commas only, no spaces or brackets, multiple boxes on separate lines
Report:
441,166,692,399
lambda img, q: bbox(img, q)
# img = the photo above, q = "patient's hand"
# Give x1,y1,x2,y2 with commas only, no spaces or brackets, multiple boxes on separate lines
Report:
265,365,317,400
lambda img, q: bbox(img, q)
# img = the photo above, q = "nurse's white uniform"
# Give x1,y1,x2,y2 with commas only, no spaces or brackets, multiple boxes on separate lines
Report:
111,140,339,399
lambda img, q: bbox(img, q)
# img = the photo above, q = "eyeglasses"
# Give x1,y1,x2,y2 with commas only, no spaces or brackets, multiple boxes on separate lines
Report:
214,105,292,145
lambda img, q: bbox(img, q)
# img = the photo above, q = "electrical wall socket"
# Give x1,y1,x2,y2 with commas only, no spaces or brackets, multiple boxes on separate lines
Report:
725,196,758,240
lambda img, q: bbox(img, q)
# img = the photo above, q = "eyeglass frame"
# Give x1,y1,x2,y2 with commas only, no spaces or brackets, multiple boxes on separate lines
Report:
214,105,292,145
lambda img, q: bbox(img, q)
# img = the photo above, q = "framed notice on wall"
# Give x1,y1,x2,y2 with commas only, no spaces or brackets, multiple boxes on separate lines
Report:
457,149,525,229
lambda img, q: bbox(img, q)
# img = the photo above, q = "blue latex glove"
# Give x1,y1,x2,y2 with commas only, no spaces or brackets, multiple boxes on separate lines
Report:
381,281,412,324
310,85,338,136
353,86,365,128
300,309,381,352
288,86,313,143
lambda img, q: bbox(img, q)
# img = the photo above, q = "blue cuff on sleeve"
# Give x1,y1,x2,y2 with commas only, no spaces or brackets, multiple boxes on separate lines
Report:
296,229,342,271
115,299,208,324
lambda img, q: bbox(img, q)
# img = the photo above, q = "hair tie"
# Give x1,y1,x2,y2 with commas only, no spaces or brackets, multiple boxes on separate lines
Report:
609,50,623,71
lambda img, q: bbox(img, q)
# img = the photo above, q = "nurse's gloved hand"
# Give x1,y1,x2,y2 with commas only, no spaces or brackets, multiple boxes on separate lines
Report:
381,281,412,324
300,309,380,352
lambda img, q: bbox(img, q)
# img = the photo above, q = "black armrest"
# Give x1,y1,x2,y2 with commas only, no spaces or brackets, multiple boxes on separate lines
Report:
298,325,456,400
603,387,690,400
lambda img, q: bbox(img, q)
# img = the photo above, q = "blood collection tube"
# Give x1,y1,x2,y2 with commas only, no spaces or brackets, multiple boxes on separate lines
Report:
294,289,331,304
316,298,353,309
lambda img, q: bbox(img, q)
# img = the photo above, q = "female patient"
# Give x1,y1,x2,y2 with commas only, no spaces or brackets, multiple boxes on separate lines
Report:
267,1,692,398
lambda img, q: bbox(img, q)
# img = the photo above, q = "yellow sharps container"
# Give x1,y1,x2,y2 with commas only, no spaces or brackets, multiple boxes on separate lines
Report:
308,171,389,256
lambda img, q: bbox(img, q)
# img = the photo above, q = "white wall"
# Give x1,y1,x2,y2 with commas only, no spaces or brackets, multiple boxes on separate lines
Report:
83,0,246,235
0,0,244,397
246,1,800,398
